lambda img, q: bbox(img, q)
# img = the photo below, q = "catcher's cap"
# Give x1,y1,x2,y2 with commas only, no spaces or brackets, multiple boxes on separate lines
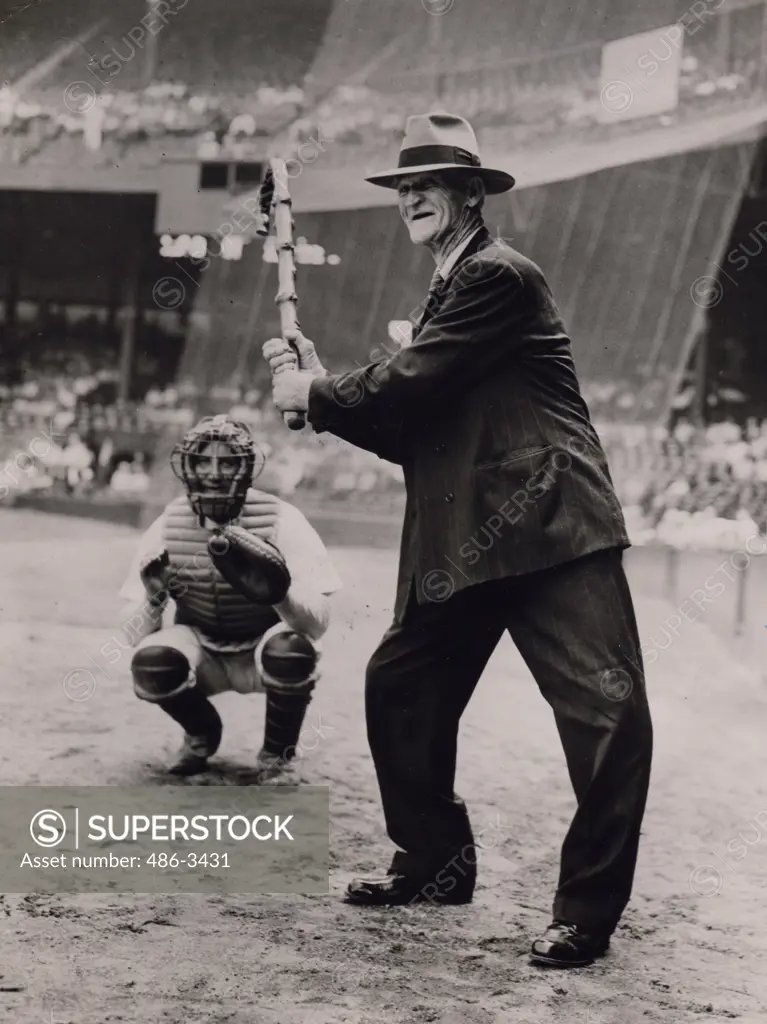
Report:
181,414,254,450
365,112,515,194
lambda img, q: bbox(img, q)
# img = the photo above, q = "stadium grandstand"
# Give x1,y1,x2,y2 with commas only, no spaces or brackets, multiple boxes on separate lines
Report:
0,0,763,170
3,0,767,554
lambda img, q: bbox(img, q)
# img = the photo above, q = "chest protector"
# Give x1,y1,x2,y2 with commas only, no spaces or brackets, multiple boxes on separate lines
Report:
163,488,282,645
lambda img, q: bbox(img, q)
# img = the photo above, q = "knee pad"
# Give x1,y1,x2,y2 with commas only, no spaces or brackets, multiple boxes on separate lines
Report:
255,625,319,696
131,645,194,704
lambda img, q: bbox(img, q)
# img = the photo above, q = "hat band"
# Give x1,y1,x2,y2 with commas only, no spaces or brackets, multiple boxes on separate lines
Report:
397,145,481,170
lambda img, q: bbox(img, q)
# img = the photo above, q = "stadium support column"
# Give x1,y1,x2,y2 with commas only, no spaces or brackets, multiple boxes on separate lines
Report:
142,0,160,88
691,327,709,426
106,266,121,339
4,242,21,385
715,8,731,79
118,238,142,403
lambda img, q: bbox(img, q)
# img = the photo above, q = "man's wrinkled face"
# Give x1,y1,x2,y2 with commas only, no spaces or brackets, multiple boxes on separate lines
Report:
193,440,240,492
397,172,465,246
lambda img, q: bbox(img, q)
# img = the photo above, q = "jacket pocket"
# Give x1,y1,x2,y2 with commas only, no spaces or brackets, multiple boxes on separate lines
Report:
474,444,559,531
475,444,553,471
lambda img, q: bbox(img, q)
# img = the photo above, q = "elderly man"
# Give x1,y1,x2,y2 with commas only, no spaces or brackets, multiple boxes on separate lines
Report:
263,113,653,968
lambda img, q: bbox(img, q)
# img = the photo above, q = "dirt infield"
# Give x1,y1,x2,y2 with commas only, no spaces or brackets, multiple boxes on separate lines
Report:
1,509,766,1024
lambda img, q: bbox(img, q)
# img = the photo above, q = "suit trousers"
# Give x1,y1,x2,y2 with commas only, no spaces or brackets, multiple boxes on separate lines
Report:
365,547,653,932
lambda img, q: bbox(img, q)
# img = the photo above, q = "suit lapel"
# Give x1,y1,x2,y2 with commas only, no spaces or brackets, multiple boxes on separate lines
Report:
415,276,449,334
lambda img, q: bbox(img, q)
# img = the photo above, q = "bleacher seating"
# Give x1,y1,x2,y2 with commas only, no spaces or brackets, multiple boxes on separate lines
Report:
0,0,330,166
4,346,767,550
0,0,763,171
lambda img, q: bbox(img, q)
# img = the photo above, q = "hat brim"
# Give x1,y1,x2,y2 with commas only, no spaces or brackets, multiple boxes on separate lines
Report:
365,162,515,194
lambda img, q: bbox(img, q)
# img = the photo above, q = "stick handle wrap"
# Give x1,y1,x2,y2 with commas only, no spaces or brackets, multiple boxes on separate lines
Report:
259,159,305,431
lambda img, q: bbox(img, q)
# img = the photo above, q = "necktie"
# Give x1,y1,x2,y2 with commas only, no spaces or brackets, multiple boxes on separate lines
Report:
417,267,445,332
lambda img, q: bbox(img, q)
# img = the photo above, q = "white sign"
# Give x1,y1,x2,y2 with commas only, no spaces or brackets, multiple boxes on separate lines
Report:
159,233,341,266
262,236,341,266
598,24,682,124
159,233,245,261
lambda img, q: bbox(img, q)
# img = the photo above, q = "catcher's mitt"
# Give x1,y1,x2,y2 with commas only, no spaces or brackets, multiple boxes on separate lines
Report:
208,526,291,605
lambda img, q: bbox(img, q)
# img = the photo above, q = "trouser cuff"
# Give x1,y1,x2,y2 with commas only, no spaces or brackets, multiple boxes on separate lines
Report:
552,895,622,935
389,845,478,880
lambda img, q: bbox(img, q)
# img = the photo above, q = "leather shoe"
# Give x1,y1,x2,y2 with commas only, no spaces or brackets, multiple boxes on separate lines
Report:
530,920,610,967
344,871,473,906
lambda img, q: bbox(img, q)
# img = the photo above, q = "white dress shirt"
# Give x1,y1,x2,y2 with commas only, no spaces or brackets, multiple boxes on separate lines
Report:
436,226,483,282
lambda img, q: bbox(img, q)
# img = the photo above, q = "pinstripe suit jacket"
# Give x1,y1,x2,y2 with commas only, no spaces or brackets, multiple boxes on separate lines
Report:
307,226,629,620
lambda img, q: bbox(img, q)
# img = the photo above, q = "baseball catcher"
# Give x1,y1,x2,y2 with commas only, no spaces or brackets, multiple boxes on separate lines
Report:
118,414,341,778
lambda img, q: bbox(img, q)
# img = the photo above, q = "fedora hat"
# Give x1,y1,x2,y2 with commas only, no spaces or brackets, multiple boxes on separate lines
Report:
365,112,515,194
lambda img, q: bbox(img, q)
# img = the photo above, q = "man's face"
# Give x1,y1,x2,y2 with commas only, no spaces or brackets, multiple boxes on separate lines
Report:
397,172,466,246
194,440,240,492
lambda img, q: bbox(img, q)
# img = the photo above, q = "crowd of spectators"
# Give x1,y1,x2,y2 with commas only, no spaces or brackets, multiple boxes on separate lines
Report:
0,367,406,509
0,80,304,167
600,418,767,551
288,49,759,168
0,316,185,499
3,351,767,554
0,8,762,170
0,307,765,538
0,0,324,164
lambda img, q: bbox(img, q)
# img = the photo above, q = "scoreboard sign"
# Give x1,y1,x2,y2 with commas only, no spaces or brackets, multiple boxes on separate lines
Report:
598,25,682,124
155,156,265,235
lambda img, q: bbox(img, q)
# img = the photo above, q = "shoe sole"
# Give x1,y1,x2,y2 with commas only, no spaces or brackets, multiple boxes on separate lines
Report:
168,762,209,777
343,892,473,907
529,948,608,969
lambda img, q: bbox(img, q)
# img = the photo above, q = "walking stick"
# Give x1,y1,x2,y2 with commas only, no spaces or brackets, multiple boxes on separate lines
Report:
257,158,306,431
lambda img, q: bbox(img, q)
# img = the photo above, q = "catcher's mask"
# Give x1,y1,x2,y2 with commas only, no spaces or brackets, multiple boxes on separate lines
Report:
171,415,263,523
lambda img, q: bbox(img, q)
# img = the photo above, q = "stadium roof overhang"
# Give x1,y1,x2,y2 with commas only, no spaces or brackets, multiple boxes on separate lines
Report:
289,104,767,212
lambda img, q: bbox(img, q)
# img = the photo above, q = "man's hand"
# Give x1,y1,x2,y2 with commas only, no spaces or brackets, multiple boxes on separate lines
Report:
263,329,326,378
272,368,314,415
139,551,172,610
